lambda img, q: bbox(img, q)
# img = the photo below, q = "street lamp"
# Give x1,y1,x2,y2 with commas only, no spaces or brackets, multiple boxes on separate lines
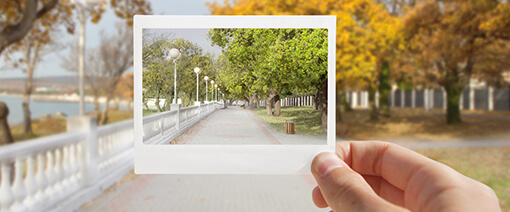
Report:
77,0,100,115
210,80,215,102
169,48,181,104
194,67,201,103
204,76,209,102
215,84,218,102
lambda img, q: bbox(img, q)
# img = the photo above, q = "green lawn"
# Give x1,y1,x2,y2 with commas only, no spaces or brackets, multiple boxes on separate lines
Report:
253,106,323,135
417,147,510,211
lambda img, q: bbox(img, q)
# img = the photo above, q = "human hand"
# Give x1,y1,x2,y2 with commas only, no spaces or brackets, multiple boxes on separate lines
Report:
311,141,500,212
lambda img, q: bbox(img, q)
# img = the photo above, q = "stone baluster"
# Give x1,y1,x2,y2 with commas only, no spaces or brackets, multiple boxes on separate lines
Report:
11,158,27,212
34,153,48,208
53,149,64,200
24,155,38,210
69,144,79,185
0,162,14,212
75,144,83,182
45,151,56,199
61,145,72,194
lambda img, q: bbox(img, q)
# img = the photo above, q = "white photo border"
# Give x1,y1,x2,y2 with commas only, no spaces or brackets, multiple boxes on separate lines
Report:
134,15,336,174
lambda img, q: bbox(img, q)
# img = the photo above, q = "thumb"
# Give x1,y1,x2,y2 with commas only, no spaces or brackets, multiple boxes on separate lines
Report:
311,152,406,212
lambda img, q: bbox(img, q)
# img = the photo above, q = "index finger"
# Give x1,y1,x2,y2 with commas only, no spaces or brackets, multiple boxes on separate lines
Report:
335,141,437,191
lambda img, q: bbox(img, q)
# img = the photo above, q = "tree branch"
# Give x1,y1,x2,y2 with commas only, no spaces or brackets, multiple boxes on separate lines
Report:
0,0,59,54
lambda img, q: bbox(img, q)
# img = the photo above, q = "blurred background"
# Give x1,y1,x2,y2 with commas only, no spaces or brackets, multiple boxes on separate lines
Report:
0,0,509,211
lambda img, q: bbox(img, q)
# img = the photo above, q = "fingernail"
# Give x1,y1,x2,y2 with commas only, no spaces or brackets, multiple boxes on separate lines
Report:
315,152,344,177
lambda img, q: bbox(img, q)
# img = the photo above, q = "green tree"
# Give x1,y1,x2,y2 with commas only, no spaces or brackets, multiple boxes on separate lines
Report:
143,30,216,110
209,28,329,133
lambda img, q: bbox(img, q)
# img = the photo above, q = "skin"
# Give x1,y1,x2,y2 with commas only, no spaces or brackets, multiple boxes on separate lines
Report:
311,141,501,212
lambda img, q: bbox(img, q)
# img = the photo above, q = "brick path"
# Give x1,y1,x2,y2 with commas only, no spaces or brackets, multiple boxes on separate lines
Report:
172,106,326,145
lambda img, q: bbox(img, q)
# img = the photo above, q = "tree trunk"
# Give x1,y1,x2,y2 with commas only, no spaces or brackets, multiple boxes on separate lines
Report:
316,80,328,134
266,96,273,115
114,98,120,110
274,95,281,116
378,60,391,117
23,64,34,137
248,94,258,109
0,102,14,146
336,88,343,122
368,85,379,121
265,90,280,116
339,89,352,113
99,96,111,125
93,95,100,115
444,81,462,124
155,89,162,112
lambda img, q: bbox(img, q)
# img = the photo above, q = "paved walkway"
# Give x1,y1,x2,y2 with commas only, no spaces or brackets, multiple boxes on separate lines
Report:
78,173,326,212
79,108,510,211
171,106,326,145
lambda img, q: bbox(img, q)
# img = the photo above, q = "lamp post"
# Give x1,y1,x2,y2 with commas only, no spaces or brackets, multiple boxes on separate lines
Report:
204,76,209,102
169,48,181,104
77,0,100,115
194,67,201,103
194,67,201,106
210,80,215,102
215,84,218,102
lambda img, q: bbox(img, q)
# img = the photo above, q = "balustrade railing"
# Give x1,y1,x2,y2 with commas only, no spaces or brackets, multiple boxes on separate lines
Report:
0,102,224,211
143,102,222,145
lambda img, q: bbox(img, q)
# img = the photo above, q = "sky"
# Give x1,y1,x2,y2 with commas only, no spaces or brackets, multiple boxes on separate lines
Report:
147,28,222,56
0,0,219,79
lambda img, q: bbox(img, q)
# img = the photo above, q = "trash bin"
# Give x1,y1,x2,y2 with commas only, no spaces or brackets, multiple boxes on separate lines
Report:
285,121,295,134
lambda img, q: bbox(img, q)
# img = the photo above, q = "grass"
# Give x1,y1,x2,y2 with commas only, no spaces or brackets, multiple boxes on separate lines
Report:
417,147,510,211
10,108,133,142
343,108,510,141
143,109,159,116
253,106,323,135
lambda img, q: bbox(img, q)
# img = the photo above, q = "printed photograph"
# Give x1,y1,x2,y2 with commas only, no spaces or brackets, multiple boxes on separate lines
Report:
142,28,329,145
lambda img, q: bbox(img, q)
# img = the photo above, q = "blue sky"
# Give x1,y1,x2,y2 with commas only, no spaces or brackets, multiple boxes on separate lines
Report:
0,0,219,79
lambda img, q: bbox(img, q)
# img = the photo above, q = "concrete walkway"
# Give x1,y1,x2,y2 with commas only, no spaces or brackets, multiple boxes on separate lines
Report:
171,106,326,145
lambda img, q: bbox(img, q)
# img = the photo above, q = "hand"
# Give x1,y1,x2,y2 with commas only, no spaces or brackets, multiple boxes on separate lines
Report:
311,141,500,212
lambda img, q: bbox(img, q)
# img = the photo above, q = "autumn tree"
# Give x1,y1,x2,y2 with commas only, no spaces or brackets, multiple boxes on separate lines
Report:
402,0,510,124
207,0,403,123
114,72,134,110
1,0,74,138
97,23,132,125
61,43,107,115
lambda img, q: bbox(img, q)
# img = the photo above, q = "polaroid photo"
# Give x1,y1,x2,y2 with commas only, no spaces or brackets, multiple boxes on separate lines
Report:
134,15,336,174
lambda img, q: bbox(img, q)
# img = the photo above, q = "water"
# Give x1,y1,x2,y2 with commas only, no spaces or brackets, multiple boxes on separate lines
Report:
0,96,127,126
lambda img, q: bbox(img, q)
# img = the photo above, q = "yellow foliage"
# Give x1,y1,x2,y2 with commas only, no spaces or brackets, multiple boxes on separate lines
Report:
207,0,403,89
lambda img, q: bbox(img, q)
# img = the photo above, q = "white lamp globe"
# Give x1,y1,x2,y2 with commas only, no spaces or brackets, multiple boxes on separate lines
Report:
169,48,180,59
194,67,201,74
211,80,214,85
204,76,209,81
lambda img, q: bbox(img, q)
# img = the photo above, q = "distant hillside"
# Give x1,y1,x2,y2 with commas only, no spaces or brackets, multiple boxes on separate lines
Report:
0,76,83,92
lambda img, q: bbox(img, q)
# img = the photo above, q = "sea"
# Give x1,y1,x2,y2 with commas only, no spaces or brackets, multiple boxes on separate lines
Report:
0,96,127,126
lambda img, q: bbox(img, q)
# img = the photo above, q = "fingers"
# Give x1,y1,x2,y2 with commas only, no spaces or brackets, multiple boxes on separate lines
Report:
311,152,408,212
362,175,405,207
335,141,434,191
312,186,328,208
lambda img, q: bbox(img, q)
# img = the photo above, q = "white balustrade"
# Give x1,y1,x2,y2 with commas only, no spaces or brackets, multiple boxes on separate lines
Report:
0,162,14,212
0,102,224,211
142,102,222,145
0,130,86,212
